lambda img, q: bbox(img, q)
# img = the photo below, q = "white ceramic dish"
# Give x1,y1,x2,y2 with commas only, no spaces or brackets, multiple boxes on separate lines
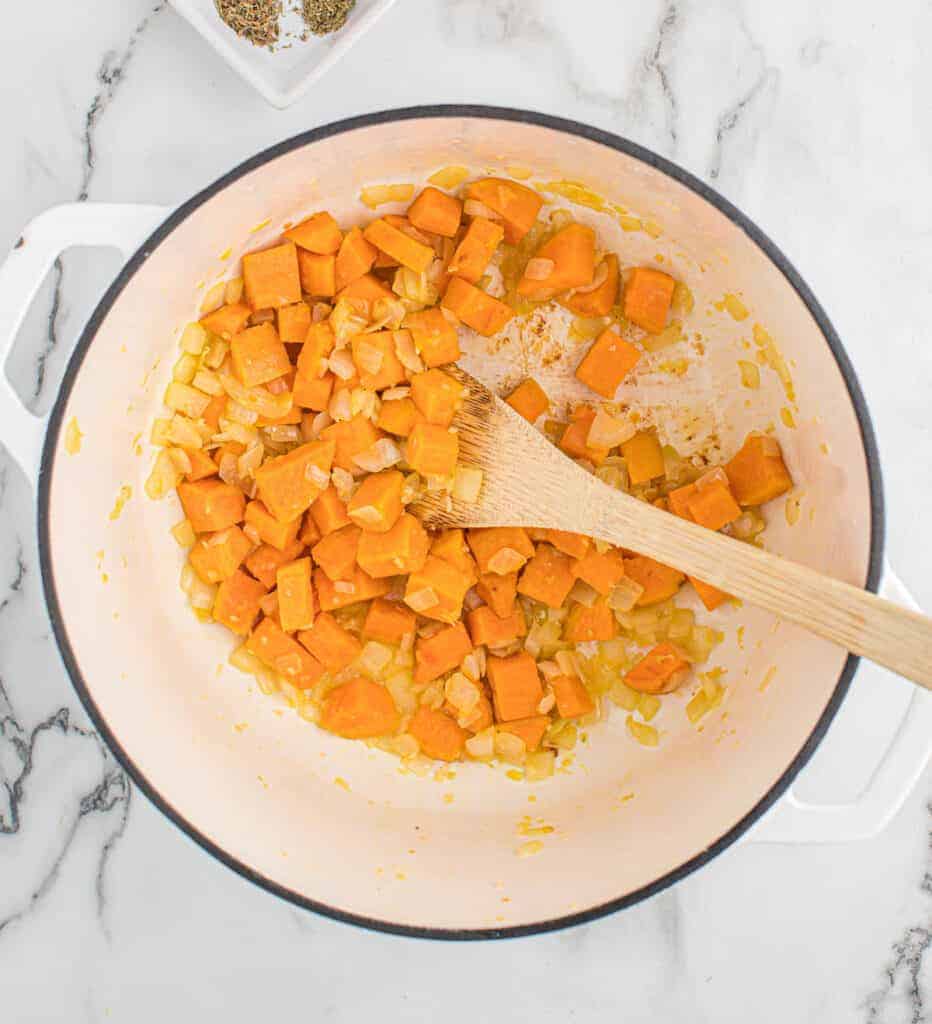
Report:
1,108,930,938
169,0,399,108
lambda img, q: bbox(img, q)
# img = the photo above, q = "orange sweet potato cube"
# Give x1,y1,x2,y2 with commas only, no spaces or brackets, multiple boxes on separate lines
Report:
570,546,627,595
517,545,577,608
246,616,324,688
311,524,361,581
347,470,405,533
550,674,595,718
407,706,468,761
334,227,377,291
363,218,434,274
183,447,220,482
310,484,352,536
621,430,665,485
188,525,253,585
498,715,550,752
276,556,315,633
476,571,518,618
623,267,675,334
298,511,321,547
486,652,543,722
623,555,684,606
321,677,399,738
405,422,458,478
448,216,504,283
298,611,361,672
404,555,471,623
363,598,416,645
410,369,464,427
297,250,336,297
575,327,641,399
254,439,335,523
467,527,535,575
284,211,342,255
430,529,478,584
690,577,731,612
517,223,596,300
560,253,619,318
625,642,691,694
407,187,463,238
559,408,610,466
404,307,461,368
336,272,394,305
686,480,741,531
542,529,590,559
441,276,514,337
563,597,617,642
464,178,543,245
725,433,793,506
351,331,407,391
178,479,246,534
357,513,429,578
320,415,383,473
244,539,305,589
414,621,473,684
466,605,527,649
314,565,390,611
505,378,549,423
276,301,312,343
377,397,421,437
667,482,697,519
213,568,267,635
200,302,251,339
243,242,301,311
244,500,302,551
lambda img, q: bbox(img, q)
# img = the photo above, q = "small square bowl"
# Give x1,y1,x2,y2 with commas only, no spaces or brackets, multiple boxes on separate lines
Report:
170,0,399,108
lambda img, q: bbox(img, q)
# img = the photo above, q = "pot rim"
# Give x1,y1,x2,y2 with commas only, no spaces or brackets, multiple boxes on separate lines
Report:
36,104,885,941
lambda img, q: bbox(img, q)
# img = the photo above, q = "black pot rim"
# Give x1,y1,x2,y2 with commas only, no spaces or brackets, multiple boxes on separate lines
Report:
36,104,884,942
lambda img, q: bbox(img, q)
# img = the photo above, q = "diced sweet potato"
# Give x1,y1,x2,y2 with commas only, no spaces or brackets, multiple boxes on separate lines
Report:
686,480,741,531
357,513,429,578
690,577,730,612
297,321,334,375
467,528,535,576
347,470,404,533
277,301,311,343
314,565,390,611
410,369,464,427
310,484,351,536
335,272,394,305
441,277,514,337
621,430,665,485
334,227,377,291
404,555,471,624
575,327,641,399
559,407,611,466
245,500,302,551
298,512,321,547
623,555,684,606
464,178,543,244
487,652,543,722
505,378,549,423
517,223,596,300
243,242,301,311
320,677,399,738
466,605,526,649
246,616,324,687
459,693,494,734
363,218,434,274
563,597,617,642
178,479,246,534
549,674,595,718
244,539,305,589
498,715,549,752
623,267,675,334
276,557,315,632
363,598,416,645
407,187,463,238
667,482,696,520
724,433,793,506
183,447,219,482
377,398,421,437
311,524,361,581
200,302,251,339
350,331,407,391
430,529,478,583
284,211,342,254
405,422,459,477
414,621,472,684
408,706,468,761
298,611,362,672
254,439,335,523
404,307,461,367
517,545,577,608
476,571,518,618
625,642,691,694
201,394,227,433
213,569,267,635
321,415,383,473
542,529,590,559
293,371,334,411
297,250,336,297
560,253,619,317
448,216,504,282
570,546,626,595
189,525,253,585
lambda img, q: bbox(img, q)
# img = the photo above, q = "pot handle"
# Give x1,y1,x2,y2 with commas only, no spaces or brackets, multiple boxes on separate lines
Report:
747,561,931,843
0,202,170,486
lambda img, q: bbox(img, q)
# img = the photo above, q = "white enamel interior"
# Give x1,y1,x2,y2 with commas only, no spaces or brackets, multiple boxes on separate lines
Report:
46,115,873,932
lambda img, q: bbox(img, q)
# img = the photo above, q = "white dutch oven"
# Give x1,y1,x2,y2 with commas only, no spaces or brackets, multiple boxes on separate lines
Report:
2,108,930,938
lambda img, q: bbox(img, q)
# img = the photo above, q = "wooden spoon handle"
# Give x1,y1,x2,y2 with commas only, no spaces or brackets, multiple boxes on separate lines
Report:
575,478,932,690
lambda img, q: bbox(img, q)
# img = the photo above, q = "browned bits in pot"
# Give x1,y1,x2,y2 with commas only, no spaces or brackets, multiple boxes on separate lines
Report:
302,0,355,36
215,0,283,48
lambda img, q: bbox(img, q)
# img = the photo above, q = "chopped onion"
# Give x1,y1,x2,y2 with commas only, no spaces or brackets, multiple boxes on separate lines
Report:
328,389,352,423
166,415,204,449
312,301,332,323
200,281,226,315
145,449,182,499
523,257,555,281
266,376,289,396
555,649,580,677
463,199,502,221
328,349,356,380
382,386,410,401
226,400,259,426
537,659,561,681
445,673,480,714
191,369,222,396
203,338,229,370
537,690,556,714
331,467,357,501
465,728,495,760
224,277,244,305
486,547,526,575
262,425,302,445
350,387,380,421
525,750,555,781
165,381,210,419
406,587,439,613
608,576,645,612
168,447,192,476
358,641,393,678
568,579,599,607
329,297,369,343
334,580,356,595
494,730,526,765
310,411,332,438
219,373,291,421
173,353,198,384
394,330,424,373
588,408,636,448
305,462,330,489
360,183,415,209
401,473,422,504
352,438,402,473
171,519,195,548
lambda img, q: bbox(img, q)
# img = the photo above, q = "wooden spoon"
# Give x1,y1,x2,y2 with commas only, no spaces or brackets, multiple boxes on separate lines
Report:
412,367,932,691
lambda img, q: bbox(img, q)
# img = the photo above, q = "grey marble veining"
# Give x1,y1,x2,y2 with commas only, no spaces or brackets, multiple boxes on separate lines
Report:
1,1,930,1020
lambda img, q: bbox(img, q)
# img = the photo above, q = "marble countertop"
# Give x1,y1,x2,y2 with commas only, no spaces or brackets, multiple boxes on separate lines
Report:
2,1,930,1020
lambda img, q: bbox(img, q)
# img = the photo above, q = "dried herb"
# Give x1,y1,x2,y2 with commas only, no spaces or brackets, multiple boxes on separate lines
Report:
215,0,283,48
302,0,355,36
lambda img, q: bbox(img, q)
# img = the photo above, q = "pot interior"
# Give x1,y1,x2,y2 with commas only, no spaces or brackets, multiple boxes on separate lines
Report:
44,113,874,933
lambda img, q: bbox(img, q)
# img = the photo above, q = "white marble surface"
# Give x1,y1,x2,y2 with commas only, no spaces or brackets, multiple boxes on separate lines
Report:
1,0,931,1019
